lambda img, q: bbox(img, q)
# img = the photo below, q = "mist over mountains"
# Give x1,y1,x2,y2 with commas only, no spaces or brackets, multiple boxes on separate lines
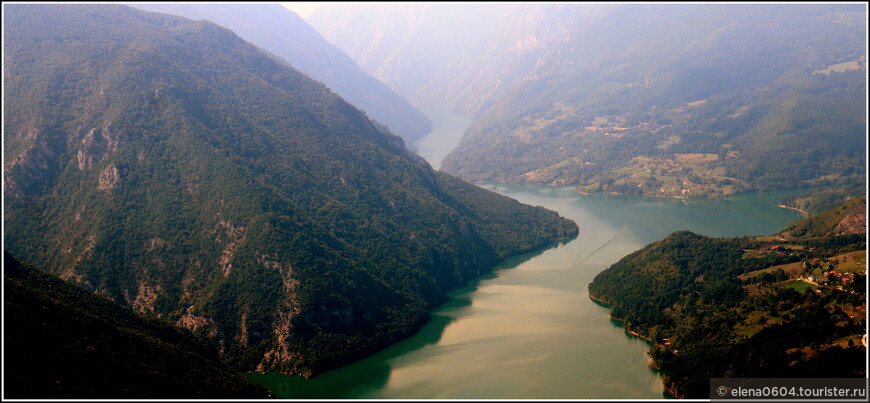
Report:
309,2,524,113
133,3,432,145
310,3,866,197
3,2,866,399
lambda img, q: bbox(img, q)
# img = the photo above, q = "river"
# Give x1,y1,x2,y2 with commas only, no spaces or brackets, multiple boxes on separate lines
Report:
248,112,804,399
412,110,471,170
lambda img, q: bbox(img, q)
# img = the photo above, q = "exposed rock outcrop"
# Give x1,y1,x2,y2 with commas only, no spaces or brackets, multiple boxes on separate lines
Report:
835,199,867,235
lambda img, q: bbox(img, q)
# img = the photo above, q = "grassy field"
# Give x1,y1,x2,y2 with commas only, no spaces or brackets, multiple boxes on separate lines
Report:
830,251,866,273
785,280,815,292
813,59,862,75
741,261,806,279
739,250,866,283
593,153,745,197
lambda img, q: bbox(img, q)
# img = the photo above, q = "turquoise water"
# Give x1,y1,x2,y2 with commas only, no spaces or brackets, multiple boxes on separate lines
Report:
250,182,803,399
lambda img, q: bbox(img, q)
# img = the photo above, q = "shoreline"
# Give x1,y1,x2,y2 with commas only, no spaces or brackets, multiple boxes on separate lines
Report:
575,189,691,199
587,294,613,306
589,294,668,395
624,329,654,343
777,204,809,218
271,235,580,380
589,294,655,343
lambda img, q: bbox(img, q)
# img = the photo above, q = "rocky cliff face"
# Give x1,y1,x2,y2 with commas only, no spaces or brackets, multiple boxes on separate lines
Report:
835,199,867,235
4,252,271,398
4,4,577,376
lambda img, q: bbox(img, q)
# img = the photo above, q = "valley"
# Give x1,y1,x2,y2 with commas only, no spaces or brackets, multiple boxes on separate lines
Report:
244,114,812,398
3,3,576,383
3,3,866,400
312,4,865,198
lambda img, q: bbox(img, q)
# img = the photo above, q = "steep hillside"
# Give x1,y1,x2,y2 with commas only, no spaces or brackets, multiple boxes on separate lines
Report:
410,3,620,118
131,3,431,145
438,4,866,196
3,4,577,377
780,185,865,217
311,4,865,197
588,200,866,397
4,252,270,398
781,196,866,238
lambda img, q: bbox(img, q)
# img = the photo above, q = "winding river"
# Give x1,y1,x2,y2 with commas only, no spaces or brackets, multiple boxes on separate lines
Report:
249,113,804,399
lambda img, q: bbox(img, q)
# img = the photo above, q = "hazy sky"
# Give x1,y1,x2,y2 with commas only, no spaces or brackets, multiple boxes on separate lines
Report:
281,2,324,18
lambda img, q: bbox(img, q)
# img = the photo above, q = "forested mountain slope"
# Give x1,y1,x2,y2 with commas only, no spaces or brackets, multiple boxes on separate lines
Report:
3,4,577,377
781,185,866,216
309,4,865,198
588,197,866,397
781,196,866,238
131,3,431,145
438,4,866,197
4,252,271,399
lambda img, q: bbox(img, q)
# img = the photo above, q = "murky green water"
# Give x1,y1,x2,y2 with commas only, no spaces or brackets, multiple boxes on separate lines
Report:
412,111,471,170
249,181,803,399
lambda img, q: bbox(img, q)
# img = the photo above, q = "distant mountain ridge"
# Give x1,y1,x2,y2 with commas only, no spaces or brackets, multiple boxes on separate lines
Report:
4,3,577,377
439,4,866,196
310,4,866,197
308,3,523,110
132,3,431,145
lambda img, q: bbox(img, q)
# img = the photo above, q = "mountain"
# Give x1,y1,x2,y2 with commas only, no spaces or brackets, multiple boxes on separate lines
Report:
780,196,866,238
588,197,866,397
131,3,431,145
311,4,866,198
307,3,522,107
781,184,866,216
437,4,867,196
4,251,270,398
3,4,578,377
308,3,565,117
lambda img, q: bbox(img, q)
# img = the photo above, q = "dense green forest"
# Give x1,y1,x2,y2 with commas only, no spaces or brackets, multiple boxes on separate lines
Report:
439,4,866,198
3,4,577,378
131,3,432,144
4,251,270,398
588,197,866,397
781,185,866,216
